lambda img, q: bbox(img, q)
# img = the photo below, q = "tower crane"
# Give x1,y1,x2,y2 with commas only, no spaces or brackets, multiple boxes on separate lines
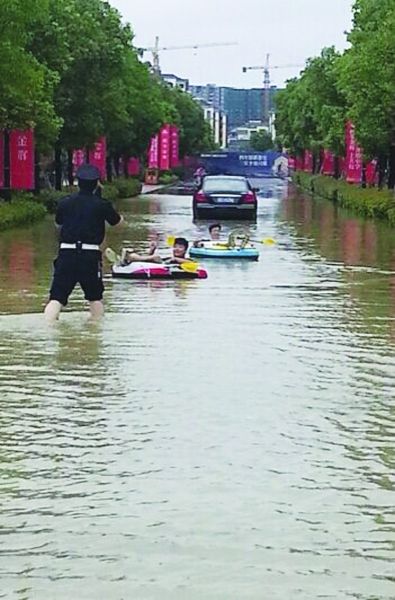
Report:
141,36,238,75
243,54,304,125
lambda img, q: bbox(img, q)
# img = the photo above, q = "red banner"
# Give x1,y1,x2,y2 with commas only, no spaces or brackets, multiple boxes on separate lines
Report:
170,126,180,168
345,121,362,184
321,150,335,176
303,150,313,173
10,129,35,190
72,149,86,176
148,135,159,169
0,131,4,188
287,156,296,171
366,159,378,186
159,124,171,171
295,156,304,170
89,137,107,180
127,157,140,177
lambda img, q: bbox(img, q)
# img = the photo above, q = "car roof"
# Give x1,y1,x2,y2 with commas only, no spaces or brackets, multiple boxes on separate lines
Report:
204,175,247,180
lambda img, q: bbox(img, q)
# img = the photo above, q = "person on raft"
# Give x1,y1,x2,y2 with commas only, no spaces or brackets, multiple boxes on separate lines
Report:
121,237,193,266
193,223,222,248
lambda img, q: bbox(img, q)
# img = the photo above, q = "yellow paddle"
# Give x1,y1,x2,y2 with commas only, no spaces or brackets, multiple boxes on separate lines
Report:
104,247,121,264
166,235,176,247
259,237,276,245
176,261,200,273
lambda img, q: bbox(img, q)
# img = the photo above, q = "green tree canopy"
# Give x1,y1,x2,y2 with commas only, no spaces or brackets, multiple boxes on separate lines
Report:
275,47,346,157
337,0,395,160
0,0,60,143
250,129,274,152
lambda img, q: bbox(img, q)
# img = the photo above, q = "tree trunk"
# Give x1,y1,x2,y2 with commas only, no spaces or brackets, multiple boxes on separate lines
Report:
123,156,128,178
67,149,74,186
106,156,112,182
55,143,62,191
361,162,366,188
2,130,11,200
114,155,120,177
334,156,340,180
377,154,387,189
34,149,40,193
388,145,395,190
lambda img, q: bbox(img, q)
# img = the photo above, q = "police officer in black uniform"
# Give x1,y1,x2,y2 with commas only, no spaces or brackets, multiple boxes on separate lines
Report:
44,164,123,322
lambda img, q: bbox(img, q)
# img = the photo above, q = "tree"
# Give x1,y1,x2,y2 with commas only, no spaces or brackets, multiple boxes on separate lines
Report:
161,86,216,156
0,0,60,144
250,130,273,152
337,0,395,187
275,47,347,170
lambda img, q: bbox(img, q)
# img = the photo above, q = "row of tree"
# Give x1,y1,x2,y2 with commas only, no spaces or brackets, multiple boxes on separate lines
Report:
0,0,215,178
275,0,395,188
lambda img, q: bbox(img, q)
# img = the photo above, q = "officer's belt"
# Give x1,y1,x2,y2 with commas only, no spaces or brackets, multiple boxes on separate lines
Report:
60,243,100,251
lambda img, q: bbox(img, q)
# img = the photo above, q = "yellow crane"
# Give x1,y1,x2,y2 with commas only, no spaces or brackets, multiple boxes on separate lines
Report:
243,54,304,125
141,36,238,75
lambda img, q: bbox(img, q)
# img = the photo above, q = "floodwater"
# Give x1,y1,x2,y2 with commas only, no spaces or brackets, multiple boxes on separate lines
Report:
0,181,394,600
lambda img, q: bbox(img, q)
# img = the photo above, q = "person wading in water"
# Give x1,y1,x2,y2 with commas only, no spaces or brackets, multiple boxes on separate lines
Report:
44,164,124,323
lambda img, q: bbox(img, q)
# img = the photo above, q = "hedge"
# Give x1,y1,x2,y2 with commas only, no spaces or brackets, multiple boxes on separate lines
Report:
0,177,144,232
0,198,47,231
112,177,142,198
293,172,395,225
158,171,179,185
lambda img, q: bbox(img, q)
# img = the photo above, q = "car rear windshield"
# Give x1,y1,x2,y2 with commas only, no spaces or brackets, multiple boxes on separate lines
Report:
203,178,248,193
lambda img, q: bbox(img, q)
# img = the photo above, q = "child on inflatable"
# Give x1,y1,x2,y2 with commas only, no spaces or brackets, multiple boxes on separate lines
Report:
119,237,192,266
193,223,222,248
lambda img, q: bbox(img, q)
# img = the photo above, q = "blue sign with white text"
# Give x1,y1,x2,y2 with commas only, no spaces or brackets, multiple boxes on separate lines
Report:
199,151,284,177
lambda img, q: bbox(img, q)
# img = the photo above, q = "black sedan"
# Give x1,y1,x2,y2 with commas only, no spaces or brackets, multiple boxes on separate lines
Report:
193,176,258,220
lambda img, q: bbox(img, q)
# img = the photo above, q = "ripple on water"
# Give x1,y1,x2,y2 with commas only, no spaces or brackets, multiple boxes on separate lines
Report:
0,188,394,599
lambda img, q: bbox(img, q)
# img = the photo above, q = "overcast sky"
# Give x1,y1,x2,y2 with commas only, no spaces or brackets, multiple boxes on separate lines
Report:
110,0,354,88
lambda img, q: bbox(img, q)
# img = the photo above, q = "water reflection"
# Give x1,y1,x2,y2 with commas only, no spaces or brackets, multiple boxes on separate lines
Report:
0,185,394,599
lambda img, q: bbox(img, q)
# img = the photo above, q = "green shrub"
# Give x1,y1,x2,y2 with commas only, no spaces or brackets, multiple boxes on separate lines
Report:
35,189,68,213
311,175,339,202
158,171,179,185
293,170,395,224
0,200,47,231
112,177,142,198
102,182,120,202
336,181,395,219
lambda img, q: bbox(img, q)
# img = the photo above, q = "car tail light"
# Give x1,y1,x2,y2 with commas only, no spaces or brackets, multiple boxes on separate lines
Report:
195,190,207,202
243,191,256,203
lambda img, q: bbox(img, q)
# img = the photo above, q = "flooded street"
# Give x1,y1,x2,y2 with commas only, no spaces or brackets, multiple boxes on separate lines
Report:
0,181,394,599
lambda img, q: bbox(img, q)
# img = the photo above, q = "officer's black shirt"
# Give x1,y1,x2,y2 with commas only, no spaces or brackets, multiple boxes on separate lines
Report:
55,192,121,245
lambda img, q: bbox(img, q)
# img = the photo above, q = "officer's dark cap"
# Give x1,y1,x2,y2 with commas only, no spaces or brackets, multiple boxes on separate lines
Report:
76,164,101,181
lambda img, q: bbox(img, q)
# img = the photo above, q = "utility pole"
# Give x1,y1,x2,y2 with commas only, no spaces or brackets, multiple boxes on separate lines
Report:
263,54,271,127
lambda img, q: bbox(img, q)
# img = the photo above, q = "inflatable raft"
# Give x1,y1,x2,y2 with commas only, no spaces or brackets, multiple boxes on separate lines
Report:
189,241,259,260
112,261,208,280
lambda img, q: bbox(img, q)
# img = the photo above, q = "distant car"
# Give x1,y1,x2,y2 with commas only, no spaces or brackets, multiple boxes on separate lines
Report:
193,175,258,220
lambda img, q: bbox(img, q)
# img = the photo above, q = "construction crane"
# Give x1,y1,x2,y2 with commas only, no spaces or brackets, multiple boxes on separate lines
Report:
141,36,238,75
243,54,304,125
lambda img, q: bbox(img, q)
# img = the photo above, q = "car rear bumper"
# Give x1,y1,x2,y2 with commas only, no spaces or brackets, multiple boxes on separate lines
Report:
194,203,256,220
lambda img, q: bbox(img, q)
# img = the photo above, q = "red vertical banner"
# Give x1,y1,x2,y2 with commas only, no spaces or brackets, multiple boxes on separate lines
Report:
72,149,86,176
303,150,313,173
10,129,35,190
159,124,171,171
0,131,4,188
148,135,159,169
287,156,296,171
170,126,180,168
321,150,335,176
295,156,304,170
127,158,140,176
345,121,362,184
366,160,378,186
89,137,107,180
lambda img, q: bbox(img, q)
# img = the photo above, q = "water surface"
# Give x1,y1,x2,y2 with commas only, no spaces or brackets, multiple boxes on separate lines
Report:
0,181,394,599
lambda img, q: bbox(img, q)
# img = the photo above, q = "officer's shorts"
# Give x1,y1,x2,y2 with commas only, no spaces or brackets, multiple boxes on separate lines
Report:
49,251,104,306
